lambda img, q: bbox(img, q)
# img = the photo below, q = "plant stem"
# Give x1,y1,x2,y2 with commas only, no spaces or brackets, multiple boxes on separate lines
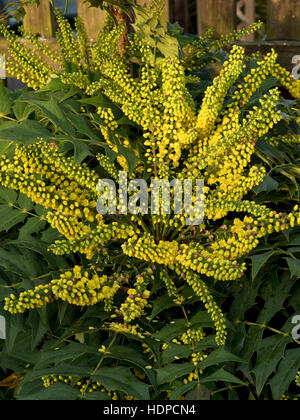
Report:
81,333,118,397
235,320,300,345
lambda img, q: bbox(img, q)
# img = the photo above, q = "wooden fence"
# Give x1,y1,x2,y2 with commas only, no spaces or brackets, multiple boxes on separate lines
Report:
0,0,299,80
196,0,300,77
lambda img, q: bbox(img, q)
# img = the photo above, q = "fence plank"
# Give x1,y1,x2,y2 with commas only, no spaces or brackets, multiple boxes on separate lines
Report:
23,0,55,37
197,0,236,37
171,0,189,32
236,0,255,41
238,40,300,75
267,0,300,39
77,0,105,41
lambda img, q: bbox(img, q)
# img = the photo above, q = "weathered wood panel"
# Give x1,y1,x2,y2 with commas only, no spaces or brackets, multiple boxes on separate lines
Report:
238,40,300,76
77,0,105,41
267,0,300,39
236,0,255,41
23,0,55,37
171,0,189,32
197,0,236,37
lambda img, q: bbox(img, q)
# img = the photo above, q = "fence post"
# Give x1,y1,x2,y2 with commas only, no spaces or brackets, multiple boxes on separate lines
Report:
23,0,55,37
267,0,300,39
77,0,105,41
197,0,236,37
236,0,255,41
171,0,189,32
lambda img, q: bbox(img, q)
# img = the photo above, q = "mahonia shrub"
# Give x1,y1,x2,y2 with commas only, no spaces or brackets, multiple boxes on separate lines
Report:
0,2,299,400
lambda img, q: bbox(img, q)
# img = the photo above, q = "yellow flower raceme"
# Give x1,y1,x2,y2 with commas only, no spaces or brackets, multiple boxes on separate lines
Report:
271,63,300,99
181,328,205,345
4,266,120,313
184,270,227,346
50,222,138,256
196,45,245,138
120,271,153,322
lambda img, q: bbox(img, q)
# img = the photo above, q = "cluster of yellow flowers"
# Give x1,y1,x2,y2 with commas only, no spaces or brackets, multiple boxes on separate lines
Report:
122,234,179,266
1,4,300,353
180,328,205,345
96,107,129,171
268,133,300,147
191,352,208,368
49,222,138,258
280,394,299,401
0,23,53,90
4,265,120,313
120,271,152,323
182,22,263,70
184,271,227,346
107,322,145,339
0,142,98,223
42,374,121,399
4,283,55,314
160,269,183,304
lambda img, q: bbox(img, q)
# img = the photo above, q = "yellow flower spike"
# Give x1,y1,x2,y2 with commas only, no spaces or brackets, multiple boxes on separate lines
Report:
196,45,245,138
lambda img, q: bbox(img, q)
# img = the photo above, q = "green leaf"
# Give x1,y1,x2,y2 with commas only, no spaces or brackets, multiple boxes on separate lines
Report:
200,368,245,386
0,186,18,203
0,120,52,144
18,218,47,239
229,281,260,320
156,363,194,385
5,314,24,354
12,100,34,121
269,348,300,400
0,82,12,115
250,251,278,280
18,193,34,211
254,175,279,194
0,204,27,232
65,138,91,165
190,310,214,328
108,345,148,367
12,237,69,269
197,348,247,370
38,77,69,93
92,366,150,400
78,94,114,109
170,382,197,401
29,311,49,350
25,97,75,137
184,383,211,400
59,86,82,102
161,343,192,364
256,276,294,324
157,36,179,58
104,345,157,388
153,318,187,342
18,383,80,400
65,112,99,142
149,293,176,320
35,342,98,368
285,257,300,279
252,335,292,396
22,364,93,384
83,391,109,400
